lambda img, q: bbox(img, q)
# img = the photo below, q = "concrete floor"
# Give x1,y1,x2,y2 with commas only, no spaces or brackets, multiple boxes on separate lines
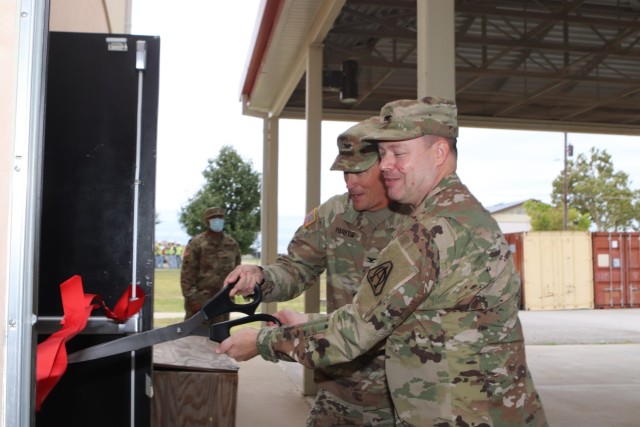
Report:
235,308,640,426
521,308,640,427
526,344,640,427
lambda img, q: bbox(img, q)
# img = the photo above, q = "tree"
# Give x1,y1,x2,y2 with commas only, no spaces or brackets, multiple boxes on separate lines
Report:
179,146,261,253
523,200,590,231
634,189,640,232
551,147,639,231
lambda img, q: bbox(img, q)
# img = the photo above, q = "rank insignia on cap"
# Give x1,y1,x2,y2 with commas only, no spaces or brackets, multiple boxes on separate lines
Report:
338,141,354,154
304,208,318,227
367,261,393,296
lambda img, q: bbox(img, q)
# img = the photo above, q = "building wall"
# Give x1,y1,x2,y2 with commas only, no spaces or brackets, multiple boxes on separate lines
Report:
50,0,130,33
0,0,20,421
498,222,532,234
493,213,532,233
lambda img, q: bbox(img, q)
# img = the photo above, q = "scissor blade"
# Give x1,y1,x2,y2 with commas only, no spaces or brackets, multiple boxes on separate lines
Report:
67,313,204,363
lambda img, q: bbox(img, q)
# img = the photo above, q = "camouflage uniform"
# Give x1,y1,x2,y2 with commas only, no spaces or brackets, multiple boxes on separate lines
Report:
258,117,410,426
263,193,407,425
181,208,241,323
255,98,547,426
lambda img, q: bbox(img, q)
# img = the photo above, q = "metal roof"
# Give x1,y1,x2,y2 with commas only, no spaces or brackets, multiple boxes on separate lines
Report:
241,0,640,134
486,199,533,214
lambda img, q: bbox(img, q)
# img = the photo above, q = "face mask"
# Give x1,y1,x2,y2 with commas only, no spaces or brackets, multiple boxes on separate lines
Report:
209,218,224,232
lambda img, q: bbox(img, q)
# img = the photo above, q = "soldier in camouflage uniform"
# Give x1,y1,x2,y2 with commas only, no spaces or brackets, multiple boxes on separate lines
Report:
180,207,241,323
224,118,410,426
219,97,548,426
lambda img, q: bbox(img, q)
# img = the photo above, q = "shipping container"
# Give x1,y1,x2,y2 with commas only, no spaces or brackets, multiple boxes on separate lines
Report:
523,232,594,310
592,232,640,309
504,232,525,308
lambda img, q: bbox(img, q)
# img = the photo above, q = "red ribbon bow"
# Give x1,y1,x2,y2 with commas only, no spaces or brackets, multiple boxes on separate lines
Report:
35,275,145,410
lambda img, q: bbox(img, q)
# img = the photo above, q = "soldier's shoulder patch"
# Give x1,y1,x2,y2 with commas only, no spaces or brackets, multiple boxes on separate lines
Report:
303,208,318,227
356,238,419,321
367,261,393,296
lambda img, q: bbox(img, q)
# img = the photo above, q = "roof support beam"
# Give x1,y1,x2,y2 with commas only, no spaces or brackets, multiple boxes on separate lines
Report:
303,42,322,397
417,0,455,99
260,115,279,318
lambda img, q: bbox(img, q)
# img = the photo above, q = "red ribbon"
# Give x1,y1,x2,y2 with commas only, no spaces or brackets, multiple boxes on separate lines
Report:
35,275,145,410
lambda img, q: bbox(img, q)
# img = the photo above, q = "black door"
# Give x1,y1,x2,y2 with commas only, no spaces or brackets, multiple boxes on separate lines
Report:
36,31,159,427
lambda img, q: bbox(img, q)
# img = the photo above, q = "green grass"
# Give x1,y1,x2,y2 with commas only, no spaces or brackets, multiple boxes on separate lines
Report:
152,255,326,328
153,268,183,312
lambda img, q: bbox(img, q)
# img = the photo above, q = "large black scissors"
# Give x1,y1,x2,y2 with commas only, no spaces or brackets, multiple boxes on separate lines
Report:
67,283,279,363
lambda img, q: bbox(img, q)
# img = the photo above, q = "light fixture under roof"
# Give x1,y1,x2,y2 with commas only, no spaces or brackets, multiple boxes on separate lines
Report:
340,60,358,105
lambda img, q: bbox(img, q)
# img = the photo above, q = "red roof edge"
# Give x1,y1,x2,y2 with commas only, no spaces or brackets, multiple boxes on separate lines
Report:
239,0,285,103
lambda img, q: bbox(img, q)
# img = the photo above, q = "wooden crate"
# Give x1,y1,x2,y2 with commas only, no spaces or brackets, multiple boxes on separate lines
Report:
153,336,239,427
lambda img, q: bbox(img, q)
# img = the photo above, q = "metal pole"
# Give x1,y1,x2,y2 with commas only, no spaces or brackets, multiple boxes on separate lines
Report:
128,39,147,427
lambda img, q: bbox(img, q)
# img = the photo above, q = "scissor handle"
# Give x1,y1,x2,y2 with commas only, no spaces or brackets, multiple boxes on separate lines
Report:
209,313,282,343
201,282,262,321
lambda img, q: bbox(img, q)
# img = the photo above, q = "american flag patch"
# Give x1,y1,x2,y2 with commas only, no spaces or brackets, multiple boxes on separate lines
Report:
303,208,318,227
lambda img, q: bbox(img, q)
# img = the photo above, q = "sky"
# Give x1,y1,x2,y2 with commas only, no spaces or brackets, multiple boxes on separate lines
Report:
132,0,640,252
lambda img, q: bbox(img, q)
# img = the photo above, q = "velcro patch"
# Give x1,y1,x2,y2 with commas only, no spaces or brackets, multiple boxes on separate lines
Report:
303,208,318,227
335,226,357,239
356,239,418,320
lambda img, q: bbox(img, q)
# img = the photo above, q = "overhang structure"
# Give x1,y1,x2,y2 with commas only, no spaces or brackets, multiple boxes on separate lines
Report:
239,0,640,393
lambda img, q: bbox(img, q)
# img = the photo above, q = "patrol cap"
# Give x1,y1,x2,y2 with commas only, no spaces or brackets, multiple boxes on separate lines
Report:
362,96,458,142
330,117,382,173
204,207,225,220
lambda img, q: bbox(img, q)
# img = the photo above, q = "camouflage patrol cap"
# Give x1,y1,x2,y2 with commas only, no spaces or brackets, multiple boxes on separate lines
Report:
330,117,382,173
362,96,458,142
204,207,225,220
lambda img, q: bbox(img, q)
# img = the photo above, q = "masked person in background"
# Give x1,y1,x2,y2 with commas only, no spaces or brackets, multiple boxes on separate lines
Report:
224,117,410,426
219,97,547,426
180,207,241,323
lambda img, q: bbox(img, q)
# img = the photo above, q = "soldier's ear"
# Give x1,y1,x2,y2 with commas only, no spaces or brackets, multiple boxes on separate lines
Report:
431,138,450,165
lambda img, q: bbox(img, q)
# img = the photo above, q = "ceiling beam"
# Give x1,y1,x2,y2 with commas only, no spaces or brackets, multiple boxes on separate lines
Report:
269,0,346,116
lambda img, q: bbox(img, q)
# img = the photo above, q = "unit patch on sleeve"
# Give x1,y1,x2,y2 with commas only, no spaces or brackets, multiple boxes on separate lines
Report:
367,261,393,296
355,238,419,320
